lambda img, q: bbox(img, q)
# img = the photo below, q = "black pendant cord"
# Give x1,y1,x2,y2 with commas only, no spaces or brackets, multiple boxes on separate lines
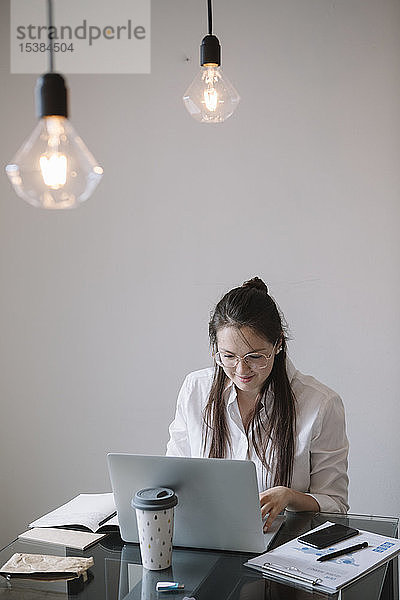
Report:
200,0,220,66
207,0,213,35
47,0,55,73
36,0,67,118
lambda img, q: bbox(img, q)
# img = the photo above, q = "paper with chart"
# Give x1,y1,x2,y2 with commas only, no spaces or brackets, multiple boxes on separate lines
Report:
245,521,400,592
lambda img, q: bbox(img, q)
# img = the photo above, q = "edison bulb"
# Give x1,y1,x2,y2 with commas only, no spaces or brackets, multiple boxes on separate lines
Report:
6,115,103,209
183,66,240,123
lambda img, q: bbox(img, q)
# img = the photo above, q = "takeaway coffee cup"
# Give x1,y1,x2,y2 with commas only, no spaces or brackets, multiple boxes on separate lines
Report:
132,487,178,570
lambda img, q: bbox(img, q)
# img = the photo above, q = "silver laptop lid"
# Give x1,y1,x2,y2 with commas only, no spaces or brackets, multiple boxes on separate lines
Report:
107,453,268,553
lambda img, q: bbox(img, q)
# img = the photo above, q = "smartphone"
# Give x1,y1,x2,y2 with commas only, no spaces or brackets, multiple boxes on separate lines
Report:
298,524,359,549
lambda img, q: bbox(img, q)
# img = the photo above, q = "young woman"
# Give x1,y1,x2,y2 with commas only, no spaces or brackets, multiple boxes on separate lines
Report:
166,277,349,530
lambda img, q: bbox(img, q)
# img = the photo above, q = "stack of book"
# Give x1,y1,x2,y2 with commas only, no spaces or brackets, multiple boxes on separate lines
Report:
19,493,119,551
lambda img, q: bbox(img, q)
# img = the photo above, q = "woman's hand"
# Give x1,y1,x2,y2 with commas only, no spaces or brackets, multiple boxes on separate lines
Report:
259,486,293,531
259,487,320,531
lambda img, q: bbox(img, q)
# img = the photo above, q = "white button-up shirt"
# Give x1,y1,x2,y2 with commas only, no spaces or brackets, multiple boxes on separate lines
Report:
166,360,349,513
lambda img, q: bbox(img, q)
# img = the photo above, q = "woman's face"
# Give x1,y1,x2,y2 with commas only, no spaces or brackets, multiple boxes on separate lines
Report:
216,325,278,397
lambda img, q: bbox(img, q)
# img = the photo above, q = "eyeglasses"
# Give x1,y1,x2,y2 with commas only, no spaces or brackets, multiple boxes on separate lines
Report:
214,344,278,371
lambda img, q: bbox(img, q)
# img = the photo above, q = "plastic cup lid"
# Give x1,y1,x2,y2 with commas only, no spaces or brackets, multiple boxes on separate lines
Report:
131,487,178,510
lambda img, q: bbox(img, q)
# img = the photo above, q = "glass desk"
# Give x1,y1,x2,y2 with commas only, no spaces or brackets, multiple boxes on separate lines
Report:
0,512,398,600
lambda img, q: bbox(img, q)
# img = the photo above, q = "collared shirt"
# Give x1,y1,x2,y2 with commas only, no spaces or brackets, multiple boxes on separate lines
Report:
166,360,349,513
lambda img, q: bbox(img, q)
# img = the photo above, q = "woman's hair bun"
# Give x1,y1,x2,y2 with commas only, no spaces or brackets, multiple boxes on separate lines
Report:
242,277,269,295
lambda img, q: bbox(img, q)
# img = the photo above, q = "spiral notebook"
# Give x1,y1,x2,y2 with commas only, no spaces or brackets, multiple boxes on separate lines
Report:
244,521,400,594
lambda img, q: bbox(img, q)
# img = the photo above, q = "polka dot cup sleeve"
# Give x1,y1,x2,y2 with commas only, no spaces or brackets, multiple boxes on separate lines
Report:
132,487,178,571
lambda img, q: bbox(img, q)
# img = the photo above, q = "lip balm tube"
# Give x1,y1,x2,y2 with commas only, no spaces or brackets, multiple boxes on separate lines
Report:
156,581,184,592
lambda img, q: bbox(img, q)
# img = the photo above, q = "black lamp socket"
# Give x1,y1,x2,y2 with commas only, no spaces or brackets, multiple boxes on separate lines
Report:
200,34,221,66
36,72,68,119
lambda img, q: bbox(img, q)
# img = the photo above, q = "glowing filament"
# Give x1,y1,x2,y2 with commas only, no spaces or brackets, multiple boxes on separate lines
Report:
40,153,67,189
204,87,218,111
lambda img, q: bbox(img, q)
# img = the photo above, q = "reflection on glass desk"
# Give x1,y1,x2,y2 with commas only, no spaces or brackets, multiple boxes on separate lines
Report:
0,512,398,600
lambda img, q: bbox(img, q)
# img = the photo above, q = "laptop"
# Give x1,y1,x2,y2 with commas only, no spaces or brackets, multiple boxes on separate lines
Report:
107,453,284,553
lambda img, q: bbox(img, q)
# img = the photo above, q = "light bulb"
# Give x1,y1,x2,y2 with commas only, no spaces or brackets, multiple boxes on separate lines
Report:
183,32,240,123
6,73,103,209
6,115,103,209
183,66,240,123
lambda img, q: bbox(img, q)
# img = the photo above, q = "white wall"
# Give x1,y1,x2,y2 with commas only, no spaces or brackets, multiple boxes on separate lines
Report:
1,0,399,548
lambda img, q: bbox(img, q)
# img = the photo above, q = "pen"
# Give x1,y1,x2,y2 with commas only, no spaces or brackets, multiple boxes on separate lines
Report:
317,541,368,562
156,582,185,592
98,511,117,527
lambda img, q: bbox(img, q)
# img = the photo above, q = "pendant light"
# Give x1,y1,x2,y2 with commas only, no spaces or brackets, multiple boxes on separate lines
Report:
5,0,103,209
183,0,240,123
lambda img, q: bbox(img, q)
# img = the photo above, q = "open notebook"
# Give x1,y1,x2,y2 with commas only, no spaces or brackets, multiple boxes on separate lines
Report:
29,493,119,533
